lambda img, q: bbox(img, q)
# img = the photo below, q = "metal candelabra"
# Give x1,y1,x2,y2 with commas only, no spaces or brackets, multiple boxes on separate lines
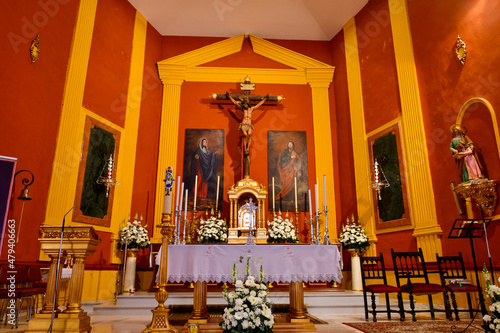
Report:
323,207,331,245
315,212,321,245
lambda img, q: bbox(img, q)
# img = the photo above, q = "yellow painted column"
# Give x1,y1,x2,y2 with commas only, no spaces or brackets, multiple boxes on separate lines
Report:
389,0,442,261
307,69,337,241
43,0,98,227
153,66,186,241
110,11,148,262
343,17,377,256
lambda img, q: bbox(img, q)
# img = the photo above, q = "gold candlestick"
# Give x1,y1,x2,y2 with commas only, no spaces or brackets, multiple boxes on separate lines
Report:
294,209,300,242
143,213,177,333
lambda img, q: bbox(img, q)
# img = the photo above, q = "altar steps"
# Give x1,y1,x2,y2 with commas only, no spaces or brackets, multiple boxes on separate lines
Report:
91,289,369,317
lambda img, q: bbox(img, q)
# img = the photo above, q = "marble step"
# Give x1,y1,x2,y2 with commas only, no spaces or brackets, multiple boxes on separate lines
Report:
91,290,370,317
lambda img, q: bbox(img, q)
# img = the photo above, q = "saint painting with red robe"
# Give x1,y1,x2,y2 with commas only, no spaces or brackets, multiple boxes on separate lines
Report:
276,141,302,201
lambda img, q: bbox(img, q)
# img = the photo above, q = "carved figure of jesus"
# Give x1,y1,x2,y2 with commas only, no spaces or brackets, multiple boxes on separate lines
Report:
226,92,268,155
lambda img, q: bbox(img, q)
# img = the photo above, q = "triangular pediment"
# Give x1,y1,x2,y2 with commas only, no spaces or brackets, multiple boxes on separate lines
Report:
157,34,334,85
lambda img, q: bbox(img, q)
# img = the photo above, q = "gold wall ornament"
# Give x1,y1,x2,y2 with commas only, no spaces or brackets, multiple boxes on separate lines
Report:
30,34,40,63
456,35,466,65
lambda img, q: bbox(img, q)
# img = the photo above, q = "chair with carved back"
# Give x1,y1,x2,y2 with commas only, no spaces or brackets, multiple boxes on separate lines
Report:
391,248,450,321
361,253,404,322
436,252,480,320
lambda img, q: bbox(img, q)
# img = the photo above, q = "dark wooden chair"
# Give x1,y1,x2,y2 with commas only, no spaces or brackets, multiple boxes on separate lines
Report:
361,253,404,322
436,252,480,320
391,248,450,321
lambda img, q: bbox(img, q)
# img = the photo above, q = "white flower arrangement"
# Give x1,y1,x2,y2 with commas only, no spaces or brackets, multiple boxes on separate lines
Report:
338,215,370,253
483,264,500,332
118,214,150,250
220,258,274,333
267,212,298,244
197,213,228,244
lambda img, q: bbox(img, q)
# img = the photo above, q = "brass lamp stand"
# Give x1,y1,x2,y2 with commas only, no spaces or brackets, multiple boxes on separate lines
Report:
143,213,177,333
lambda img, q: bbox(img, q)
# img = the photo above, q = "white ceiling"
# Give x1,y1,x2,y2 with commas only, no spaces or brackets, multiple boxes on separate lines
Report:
128,0,368,41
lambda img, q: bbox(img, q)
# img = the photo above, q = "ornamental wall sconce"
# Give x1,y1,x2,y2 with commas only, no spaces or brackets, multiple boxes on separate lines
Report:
369,155,390,200
96,154,119,197
30,34,40,63
455,35,466,65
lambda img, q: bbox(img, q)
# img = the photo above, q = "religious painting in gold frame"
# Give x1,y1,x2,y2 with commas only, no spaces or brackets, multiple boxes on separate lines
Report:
73,116,121,227
182,129,225,211
368,123,411,230
268,131,309,212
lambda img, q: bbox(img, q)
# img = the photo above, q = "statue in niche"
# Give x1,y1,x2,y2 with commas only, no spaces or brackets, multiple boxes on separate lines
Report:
450,124,485,183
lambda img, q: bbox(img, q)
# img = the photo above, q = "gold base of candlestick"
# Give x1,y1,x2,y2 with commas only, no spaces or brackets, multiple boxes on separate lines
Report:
143,285,177,333
143,213,177,333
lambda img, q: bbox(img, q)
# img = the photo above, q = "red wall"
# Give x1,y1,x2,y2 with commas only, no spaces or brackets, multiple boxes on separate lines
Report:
0,1,79,262
356,0,401,132
130,22,163,261
83,0,136,128
330,31,358,232
408,0,500,266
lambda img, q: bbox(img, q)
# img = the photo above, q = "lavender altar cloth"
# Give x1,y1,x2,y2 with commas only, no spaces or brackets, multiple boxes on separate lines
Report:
166,244,342,284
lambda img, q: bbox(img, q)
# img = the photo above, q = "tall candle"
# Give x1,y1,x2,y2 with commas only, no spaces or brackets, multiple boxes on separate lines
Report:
323,175,327,210
193,175,198,210
184,189,188,220
174,175,181,211
314,183,319,215
294,177,298,210
163,167,174,214
179,182,184,215
308,189,313,218
216,175,220,212
272,177,275,211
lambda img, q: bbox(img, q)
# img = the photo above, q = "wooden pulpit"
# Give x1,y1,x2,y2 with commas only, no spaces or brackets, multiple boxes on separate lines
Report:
26,226,100,333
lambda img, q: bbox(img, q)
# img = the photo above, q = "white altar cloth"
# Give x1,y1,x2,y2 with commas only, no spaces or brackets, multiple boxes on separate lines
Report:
166,244,342,284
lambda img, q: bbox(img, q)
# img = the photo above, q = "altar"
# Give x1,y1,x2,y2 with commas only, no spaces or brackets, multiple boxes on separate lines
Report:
165,244,342,332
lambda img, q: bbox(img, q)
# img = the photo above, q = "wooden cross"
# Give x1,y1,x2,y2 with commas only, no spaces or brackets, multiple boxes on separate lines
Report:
211,77,283,178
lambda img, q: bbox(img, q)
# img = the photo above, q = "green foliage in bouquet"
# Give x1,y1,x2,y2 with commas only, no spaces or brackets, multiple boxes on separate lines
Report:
338,214,370,253
220,258,274,333
267,212,298,244
118,213,150,250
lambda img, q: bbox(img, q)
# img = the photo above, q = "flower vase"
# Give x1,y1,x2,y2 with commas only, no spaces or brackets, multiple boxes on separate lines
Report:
124,248,140,293
348,248,362,291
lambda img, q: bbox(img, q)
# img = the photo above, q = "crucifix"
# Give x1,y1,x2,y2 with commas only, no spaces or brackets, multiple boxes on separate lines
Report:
211,76,283,178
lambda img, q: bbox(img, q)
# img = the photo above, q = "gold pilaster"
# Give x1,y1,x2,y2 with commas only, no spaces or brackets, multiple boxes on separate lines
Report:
343,17,378,252
389,0,442,261
43,0,97,231
308,70,337,241
152,82,183,242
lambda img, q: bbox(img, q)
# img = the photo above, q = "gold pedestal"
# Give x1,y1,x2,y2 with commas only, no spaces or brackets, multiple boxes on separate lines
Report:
24,313,91,333
453,179,498,216
27,226,99,333
143,213,177,333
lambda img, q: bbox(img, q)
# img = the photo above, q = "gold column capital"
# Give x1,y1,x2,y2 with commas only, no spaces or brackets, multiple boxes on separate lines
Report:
306,67,334,88
157,63,187,85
